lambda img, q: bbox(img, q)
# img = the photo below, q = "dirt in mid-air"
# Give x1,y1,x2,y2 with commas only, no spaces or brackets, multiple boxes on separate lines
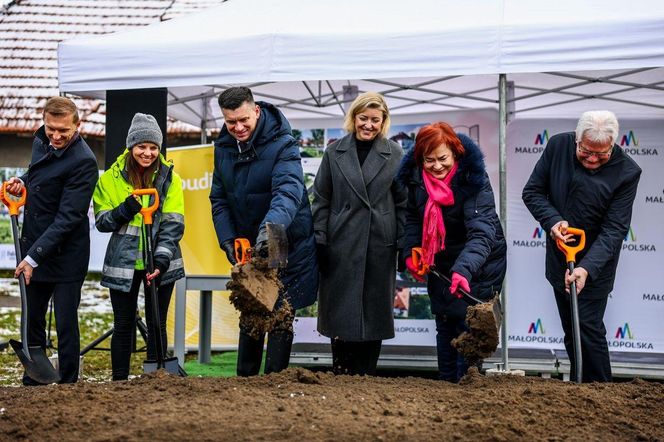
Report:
227,257,292,339
452,299,501,365
1,367,663,441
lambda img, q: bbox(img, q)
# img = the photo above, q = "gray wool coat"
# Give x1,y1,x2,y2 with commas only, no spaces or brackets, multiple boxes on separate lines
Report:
312,134,407,341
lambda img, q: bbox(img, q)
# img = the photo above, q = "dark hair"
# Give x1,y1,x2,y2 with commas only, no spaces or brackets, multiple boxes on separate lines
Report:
125,151,159,189
414,122,465,168
43,96,79,124
218,87,255,110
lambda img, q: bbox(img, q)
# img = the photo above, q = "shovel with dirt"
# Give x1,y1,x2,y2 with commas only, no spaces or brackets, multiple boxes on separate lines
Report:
1,182,61,384
227,223,291,338
411,247,502,363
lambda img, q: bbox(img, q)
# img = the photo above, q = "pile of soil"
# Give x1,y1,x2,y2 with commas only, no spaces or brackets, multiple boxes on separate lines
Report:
1,367,663,441
227,258,292,339
452,300,501,365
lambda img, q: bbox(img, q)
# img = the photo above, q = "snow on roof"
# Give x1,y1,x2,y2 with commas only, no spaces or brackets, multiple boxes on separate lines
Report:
0,0,226,137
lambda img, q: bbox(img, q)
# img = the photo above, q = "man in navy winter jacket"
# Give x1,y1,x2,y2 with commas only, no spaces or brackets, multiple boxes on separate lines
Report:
210,87,318,376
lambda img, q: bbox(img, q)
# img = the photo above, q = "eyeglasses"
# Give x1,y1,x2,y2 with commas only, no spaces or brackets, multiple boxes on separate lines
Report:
576,142,613,159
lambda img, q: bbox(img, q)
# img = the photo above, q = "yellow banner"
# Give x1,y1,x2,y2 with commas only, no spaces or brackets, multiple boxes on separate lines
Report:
166,144,239,348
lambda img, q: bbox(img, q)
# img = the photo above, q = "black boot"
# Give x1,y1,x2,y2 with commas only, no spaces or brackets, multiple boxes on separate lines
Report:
264,330,293,374
237,331,264,377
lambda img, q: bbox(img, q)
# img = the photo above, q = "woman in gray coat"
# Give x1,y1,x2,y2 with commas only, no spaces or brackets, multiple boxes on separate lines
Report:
312,92,407,375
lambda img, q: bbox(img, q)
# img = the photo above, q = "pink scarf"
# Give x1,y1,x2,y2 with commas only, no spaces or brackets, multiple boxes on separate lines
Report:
421,163,458,266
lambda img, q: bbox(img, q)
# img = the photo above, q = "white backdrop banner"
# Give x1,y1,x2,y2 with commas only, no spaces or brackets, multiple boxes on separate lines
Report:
506,119,663,353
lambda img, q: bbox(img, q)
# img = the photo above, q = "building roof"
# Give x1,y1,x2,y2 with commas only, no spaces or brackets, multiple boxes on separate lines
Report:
0,0,225,138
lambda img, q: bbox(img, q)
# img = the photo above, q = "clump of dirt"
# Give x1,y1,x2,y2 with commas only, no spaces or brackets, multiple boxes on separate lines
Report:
452,300,500,365
1,367,663,441
227,257,292,339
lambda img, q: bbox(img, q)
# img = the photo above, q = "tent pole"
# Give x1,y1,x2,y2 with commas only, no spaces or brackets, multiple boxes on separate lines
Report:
201,97,208,144
498,73,509,372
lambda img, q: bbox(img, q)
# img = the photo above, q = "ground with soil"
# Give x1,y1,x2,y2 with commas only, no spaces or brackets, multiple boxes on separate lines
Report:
1,367,662,441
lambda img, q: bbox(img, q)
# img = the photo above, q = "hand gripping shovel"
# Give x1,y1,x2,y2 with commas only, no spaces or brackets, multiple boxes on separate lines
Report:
233,222,288,312
411,247,502,333
556,227,586,383
133,189,184,377
1,182,61,384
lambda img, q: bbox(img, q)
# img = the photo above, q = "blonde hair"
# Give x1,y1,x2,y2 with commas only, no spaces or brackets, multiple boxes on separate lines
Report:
343,92,391,138
43,96,79,124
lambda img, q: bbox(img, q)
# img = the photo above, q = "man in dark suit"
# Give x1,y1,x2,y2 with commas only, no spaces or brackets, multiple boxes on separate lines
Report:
522,110,641,382
5,97,98,384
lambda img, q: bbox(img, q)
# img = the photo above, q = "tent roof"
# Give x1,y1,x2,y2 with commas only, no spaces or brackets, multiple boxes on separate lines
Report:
57,0,664,127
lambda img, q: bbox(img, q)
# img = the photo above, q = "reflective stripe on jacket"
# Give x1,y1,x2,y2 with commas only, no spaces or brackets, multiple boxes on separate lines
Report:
93,149,185,292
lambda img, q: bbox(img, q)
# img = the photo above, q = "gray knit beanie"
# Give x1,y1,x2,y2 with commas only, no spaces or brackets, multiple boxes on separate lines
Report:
126,113,163,148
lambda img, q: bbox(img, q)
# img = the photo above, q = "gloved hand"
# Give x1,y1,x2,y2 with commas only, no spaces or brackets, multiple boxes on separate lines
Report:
405,256,425,283
396,249,406,273
153,255,170,276
255,226,269,258
117,194,142,222
449,272,470,299
316,243,327,273
221,239,238,266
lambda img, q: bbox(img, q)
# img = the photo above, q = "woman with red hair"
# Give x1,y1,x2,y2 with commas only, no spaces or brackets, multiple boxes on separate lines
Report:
398,122,506,382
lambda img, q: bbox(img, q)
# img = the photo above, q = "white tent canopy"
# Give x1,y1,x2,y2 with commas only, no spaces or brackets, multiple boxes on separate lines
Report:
57,0,664,129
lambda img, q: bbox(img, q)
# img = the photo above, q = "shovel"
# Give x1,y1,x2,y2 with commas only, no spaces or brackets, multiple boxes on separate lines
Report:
556,227,586,383
234,222,288,268
1,182,61,384
133,188,184,377
232,222,288,312
411,247,503,332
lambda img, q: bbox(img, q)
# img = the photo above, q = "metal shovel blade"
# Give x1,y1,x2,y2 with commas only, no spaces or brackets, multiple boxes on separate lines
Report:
266,222,288,268
9,339,61,384
143,356,182,376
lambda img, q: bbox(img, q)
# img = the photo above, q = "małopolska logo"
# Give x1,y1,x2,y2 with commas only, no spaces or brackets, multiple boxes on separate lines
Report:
511,226,546,248
622,226,656,252
509,318,562,344
620,130,638,147
614,323,633,340
514,130,547,154
534,130,549,145
609,322,654,350
620,130,659,156
528,318,545,334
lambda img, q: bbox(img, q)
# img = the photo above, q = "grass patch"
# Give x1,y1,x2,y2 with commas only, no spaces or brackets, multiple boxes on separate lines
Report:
184,351,240,377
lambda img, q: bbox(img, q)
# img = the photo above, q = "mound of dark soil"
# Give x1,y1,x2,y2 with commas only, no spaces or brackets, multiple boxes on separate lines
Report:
1,367,663,441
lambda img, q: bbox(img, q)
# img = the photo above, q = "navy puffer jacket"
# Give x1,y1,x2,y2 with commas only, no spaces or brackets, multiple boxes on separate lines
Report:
398,134,506,319
209,101,318,310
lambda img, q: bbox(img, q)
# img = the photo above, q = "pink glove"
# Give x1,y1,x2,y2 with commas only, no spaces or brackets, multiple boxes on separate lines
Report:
449,272,470,299
405,257,426,283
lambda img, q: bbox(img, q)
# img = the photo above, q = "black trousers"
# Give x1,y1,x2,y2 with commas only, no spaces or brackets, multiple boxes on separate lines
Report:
236,328,294,377
435,314,475,383
331,338,382,376
554,289,612,382
23,280,83,385
109,271,174,381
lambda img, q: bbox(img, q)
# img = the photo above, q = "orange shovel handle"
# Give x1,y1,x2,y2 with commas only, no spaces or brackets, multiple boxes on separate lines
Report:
1,182,27,216
410,247,429,276
131,188,159,225
234,238,251,265
556,227,586,263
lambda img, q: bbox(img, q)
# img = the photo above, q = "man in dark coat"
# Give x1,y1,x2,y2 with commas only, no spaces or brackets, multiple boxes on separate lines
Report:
522,110,641,383
4,97,98,384
209,86,318,376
